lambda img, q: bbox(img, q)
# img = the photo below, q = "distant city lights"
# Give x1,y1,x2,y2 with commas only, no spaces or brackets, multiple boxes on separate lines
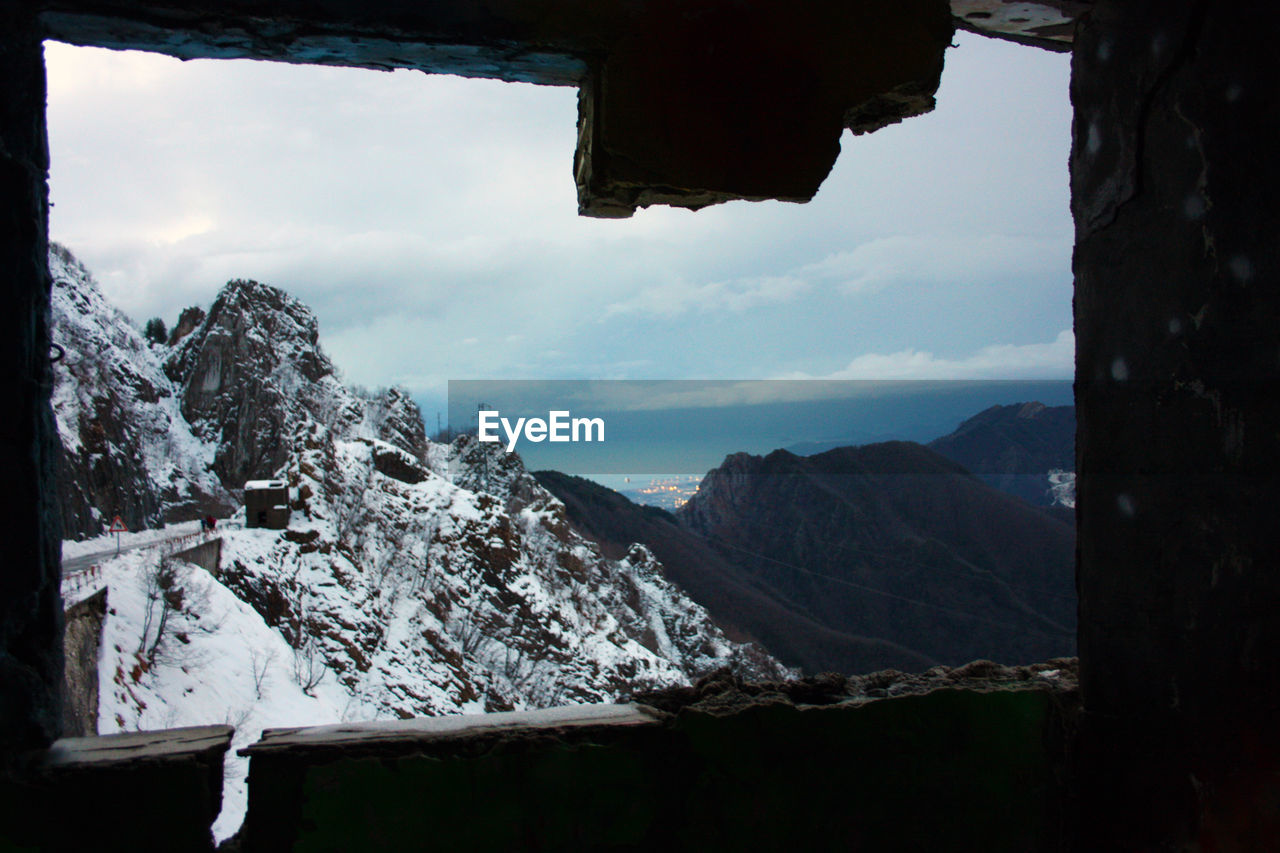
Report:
623,475,702,510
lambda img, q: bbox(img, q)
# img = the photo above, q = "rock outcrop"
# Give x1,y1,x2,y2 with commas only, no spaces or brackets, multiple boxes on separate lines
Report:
165,304,205,347
164,279,345,488
365,385,428,462
50,244,234,537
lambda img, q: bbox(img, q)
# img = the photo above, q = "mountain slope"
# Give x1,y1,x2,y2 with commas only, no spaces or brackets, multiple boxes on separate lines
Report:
675,441,1077,670
50,243,234,537
927,401,1075,507
535,470,934,674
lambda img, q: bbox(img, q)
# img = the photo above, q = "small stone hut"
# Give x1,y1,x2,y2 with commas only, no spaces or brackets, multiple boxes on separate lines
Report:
244,480,290,530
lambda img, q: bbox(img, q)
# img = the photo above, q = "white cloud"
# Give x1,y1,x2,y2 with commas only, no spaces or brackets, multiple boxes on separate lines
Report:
44,33,1073,391
603,275,809,318
799,232,1070,296
798,329,1075,380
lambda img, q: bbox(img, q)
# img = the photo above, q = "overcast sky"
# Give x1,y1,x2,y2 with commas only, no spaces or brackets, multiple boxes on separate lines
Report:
44,32,1073,416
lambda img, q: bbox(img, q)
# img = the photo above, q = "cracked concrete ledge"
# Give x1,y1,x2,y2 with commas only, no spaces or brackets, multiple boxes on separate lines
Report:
235,671,1075,850
3,725,233,851
951,0,1092,51
235,659,1080,761
44,723,234,769
241,702,664,758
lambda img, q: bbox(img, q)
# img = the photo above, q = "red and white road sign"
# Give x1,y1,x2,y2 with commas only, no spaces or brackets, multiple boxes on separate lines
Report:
108,516,128,533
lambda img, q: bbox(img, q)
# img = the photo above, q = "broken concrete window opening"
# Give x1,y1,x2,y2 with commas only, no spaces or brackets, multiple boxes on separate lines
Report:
3,0,1278,850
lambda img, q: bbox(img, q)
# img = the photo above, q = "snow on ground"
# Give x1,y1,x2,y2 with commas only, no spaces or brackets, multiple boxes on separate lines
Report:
94,547,356,842
62,520,205,560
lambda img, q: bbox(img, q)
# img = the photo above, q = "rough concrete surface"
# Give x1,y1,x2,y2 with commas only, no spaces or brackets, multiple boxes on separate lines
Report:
0,4,63,769
61,588,107,738
234,668,1076,850
2,725,233,851
1072,1,1280,848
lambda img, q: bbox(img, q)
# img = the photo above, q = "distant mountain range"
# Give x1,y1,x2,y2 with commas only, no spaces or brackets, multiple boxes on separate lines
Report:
539,419,1077,674
535,469,926,674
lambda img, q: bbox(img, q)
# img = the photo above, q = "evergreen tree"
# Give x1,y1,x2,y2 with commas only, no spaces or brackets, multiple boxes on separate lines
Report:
143,317,167,345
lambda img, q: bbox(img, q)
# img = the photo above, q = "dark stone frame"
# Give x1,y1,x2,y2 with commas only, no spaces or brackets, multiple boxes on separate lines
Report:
3,1,1277,847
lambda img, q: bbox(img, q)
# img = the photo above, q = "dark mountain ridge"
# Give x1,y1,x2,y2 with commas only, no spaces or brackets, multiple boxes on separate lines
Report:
534,470,933,675
538,437,1076,674
672,440,1076,670
927,401,1075,507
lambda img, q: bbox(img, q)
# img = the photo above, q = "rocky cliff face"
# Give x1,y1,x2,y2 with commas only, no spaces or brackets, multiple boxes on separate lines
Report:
366,385,428,462
164,279,349,488
50,244,234,537
162,279,432,490
211,425,786,720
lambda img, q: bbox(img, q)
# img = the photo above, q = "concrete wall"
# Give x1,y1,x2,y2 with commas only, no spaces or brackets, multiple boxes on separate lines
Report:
61,589,107,738
1072,1,1280,847
172,538,222,575
0,725,233,852
0,4,63,767
241,688,1073,852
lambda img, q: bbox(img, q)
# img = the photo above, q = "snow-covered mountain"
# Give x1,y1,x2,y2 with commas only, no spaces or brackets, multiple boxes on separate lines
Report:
50,244,235,536
53,245,790,841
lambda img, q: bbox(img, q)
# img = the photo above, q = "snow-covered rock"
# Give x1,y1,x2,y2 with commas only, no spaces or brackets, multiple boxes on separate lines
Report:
164,278,354,488
50,243,234,537
1048,469,1076,509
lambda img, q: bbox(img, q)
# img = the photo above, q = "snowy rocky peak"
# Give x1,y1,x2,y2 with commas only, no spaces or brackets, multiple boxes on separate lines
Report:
166,278,334,391
163,279,361,487
362,385,428,463
49,244,234,538
166,304,206,347
442,433,550,514
162,279,431,489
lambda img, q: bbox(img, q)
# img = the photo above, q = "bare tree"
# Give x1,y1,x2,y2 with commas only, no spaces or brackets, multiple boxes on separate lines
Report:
137,555,183,665
452,610,487,658
334,465,372,542
222,704,253,732
285,575,327,697
248,646,277,700
135,556,220,673
291,633,326,697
